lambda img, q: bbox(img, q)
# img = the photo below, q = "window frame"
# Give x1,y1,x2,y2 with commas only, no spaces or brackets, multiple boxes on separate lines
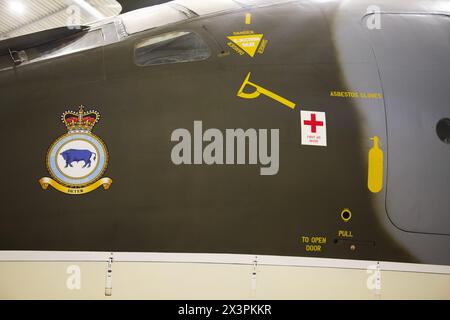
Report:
133,30,212,67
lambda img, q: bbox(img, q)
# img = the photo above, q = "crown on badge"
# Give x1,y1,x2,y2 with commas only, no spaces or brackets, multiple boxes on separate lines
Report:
62,105,100,133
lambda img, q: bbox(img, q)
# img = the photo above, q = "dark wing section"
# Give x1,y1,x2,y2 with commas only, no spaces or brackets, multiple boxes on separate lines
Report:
0,26,89,55
117,0,173,13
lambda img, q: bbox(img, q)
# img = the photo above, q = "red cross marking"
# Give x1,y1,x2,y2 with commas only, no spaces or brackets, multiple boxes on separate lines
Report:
304,114,324,133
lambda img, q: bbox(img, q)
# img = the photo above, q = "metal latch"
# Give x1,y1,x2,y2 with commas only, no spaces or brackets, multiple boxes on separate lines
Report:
251,256,258,295
375,261,382,297
105,253,113,296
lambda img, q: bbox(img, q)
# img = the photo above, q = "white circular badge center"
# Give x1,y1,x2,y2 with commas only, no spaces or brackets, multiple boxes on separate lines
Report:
56,140,99,179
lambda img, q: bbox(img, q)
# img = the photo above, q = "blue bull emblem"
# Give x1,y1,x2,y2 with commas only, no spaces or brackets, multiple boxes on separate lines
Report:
60,149,97,168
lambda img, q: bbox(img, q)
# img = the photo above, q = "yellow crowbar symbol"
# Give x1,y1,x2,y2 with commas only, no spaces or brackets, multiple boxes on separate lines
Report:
237,72,296,109
368,136,384,193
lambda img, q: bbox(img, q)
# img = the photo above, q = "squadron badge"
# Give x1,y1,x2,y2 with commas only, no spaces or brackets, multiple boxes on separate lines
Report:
39,106,112,195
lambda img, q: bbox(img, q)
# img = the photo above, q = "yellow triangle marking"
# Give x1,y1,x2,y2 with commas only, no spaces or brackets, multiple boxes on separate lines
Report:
227,34,264,57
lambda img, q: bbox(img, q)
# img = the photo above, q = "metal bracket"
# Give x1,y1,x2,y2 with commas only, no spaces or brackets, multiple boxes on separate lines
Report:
375,261,382,297
8,49,28,65
105,253,113,296
251,256,258,295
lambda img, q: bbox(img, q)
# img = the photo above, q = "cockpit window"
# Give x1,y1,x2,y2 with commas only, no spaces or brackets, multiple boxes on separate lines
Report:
134,31,210,66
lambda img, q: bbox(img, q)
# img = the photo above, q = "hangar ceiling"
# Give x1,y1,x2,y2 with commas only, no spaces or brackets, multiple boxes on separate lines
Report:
0,0,122,40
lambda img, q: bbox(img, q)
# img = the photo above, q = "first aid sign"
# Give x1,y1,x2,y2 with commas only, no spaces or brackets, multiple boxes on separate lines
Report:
301,110,327,147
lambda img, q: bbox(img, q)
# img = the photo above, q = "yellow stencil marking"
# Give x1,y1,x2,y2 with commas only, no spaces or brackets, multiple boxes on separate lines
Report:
237,72,296,109
330,91,383,99
338,230,353,238
257,39,268,55
233,30,254,35
368,136,384,193
227,34,263,57
227,42,246,55
245,13,252,25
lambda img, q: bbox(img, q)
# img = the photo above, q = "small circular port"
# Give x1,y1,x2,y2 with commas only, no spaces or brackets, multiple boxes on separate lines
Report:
341,209,352,222
436,118,450,144
350,245,356,251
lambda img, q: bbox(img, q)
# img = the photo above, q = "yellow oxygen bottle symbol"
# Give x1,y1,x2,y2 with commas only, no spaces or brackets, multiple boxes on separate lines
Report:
368,136,384,193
